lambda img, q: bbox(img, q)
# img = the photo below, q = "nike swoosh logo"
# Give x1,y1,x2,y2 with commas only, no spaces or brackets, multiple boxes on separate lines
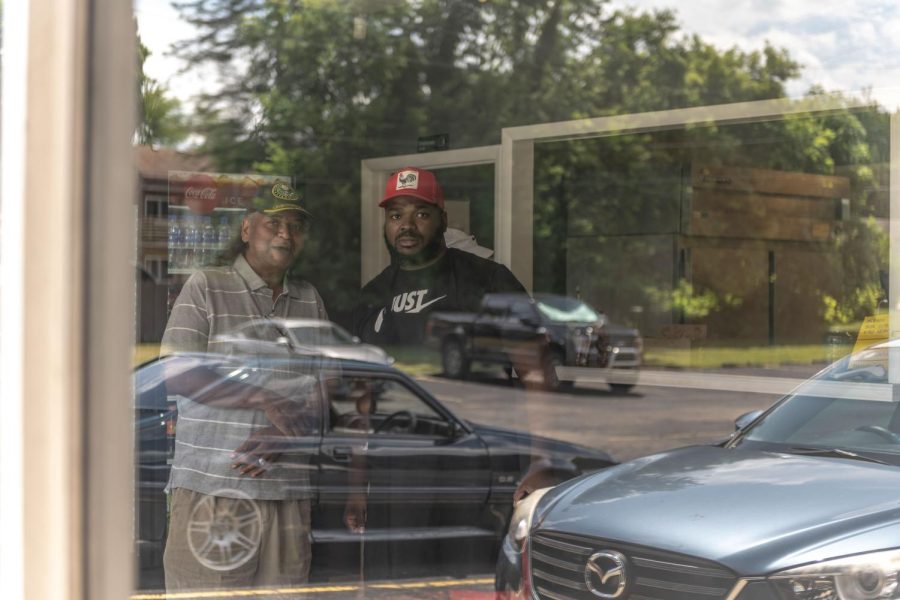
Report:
374,308,385,332
407,294,447,314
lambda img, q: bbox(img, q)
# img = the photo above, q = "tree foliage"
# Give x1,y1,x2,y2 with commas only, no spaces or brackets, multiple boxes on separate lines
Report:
169,0,888,331
138,37,189,147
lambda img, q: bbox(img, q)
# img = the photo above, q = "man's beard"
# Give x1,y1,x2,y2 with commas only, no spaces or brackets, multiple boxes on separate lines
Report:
385,231,446,268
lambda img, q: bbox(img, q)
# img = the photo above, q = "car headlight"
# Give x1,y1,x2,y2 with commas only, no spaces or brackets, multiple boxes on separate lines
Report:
506,487,551,553
771,550,900,600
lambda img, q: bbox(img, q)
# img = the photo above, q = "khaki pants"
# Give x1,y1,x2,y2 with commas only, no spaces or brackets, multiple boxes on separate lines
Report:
164,488,312,592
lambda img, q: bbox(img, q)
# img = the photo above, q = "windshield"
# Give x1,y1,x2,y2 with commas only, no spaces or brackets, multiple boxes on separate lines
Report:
290,323,355,345
734,346,900,462
535,297,601,324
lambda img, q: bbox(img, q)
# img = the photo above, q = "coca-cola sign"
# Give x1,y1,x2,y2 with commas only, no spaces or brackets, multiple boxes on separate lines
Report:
184,186,217,200
183,174,219,214
168,170,286,213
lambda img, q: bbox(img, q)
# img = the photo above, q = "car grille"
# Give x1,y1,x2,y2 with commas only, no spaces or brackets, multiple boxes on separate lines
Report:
529,531,737,600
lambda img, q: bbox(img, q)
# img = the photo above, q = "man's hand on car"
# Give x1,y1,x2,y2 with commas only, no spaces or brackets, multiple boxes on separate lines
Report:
231,425,290,477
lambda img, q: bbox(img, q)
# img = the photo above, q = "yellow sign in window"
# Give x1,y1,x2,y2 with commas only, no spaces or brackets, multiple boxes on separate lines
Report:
852,313,889,355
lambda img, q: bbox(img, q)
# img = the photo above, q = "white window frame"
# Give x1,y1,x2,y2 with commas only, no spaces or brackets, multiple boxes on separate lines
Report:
361,96,882,292
1,1,135,599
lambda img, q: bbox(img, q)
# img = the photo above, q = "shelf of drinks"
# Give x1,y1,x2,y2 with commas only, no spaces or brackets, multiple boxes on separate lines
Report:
168,242,230,275
169,205,246,212
167,244,230,250
167,261,223,275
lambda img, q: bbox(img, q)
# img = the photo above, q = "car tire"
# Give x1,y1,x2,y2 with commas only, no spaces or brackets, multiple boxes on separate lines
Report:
609,383,634,394
442,338,470,379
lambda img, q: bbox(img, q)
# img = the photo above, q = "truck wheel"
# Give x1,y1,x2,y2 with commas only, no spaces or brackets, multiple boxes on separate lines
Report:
609,383,635,394
442,339,470,379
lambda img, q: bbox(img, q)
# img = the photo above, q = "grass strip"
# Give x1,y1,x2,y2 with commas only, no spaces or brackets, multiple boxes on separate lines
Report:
136,342,855,373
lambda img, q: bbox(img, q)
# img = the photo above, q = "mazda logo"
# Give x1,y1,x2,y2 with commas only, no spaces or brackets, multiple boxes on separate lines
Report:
584,550,628,599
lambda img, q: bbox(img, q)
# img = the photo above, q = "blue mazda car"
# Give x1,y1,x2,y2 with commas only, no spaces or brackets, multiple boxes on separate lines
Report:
497,341,900,600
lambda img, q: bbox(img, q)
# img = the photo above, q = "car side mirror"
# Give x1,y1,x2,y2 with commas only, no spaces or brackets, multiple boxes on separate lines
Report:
447,420,465,439
734,410,763,431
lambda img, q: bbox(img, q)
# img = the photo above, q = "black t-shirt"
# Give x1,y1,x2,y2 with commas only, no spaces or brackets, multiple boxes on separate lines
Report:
352,248,527,346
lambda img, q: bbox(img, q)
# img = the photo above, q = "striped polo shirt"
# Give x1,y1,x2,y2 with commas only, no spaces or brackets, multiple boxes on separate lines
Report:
161,255,328,500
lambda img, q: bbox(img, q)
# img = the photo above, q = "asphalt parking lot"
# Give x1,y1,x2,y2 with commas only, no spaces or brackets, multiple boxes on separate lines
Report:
418,364,823,461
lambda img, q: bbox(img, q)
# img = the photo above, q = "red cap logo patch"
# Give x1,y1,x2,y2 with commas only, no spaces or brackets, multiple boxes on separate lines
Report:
395,170,419,191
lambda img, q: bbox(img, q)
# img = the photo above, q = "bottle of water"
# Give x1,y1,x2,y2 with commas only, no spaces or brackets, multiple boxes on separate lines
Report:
182,216,199,270
217,218,234,251
201,216,217,266
167,214,181,268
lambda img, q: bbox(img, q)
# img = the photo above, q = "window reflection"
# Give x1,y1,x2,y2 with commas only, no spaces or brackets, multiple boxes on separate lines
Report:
132,0,896,595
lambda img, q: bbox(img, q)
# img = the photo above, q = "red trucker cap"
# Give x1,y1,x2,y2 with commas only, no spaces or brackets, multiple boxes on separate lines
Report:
379,167,445,209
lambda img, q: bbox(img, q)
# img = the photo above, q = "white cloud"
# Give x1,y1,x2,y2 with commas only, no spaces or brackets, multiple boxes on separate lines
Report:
612,0,900,108
136,0,225,114
135,0,193,89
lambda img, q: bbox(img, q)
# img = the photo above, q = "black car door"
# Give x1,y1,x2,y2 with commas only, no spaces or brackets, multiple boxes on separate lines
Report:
315,369,491,544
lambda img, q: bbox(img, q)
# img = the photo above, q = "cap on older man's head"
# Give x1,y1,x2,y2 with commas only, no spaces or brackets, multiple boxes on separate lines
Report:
380,167,445,209
249,181,311,217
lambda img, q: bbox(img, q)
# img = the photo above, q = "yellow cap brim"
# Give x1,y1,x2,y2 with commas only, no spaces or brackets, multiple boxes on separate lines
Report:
262,204,312,217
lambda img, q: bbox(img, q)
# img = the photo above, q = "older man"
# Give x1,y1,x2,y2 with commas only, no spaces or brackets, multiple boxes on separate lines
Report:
352,167,526,346
161,181,327,591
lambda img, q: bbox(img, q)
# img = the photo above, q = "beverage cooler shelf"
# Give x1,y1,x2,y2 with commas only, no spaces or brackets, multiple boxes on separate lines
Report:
167,211,244,273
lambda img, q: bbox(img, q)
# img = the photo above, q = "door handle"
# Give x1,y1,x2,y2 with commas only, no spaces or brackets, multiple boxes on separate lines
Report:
332,446,353,461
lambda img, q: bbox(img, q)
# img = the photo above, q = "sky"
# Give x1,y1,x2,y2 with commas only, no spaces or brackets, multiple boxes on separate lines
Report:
607,0,900,109
135,0,900,112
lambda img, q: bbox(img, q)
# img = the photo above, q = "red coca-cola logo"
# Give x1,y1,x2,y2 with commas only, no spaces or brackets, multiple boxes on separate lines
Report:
185,186,217,200
183,174,219,214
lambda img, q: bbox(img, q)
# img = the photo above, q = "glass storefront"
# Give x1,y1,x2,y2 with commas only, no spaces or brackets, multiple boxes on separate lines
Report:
129,0,899,595
5,0,900,598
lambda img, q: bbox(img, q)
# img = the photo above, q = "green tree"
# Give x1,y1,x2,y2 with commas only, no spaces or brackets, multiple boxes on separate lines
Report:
169,0,887,331
138,37,189,147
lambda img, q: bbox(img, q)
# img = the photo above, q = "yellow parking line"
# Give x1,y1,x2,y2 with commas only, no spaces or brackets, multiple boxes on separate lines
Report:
131,577,494,599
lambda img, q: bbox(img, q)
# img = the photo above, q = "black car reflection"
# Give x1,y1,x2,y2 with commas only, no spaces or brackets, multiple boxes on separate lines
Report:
135,353,615,587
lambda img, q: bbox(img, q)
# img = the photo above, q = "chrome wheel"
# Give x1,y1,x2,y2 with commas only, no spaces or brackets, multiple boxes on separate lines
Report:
187,489,262,571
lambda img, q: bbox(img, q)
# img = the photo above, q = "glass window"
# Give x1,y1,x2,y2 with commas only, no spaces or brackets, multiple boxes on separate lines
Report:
129,0,900,596
289,322,354,346
535,296,600,323
328,374,447,436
